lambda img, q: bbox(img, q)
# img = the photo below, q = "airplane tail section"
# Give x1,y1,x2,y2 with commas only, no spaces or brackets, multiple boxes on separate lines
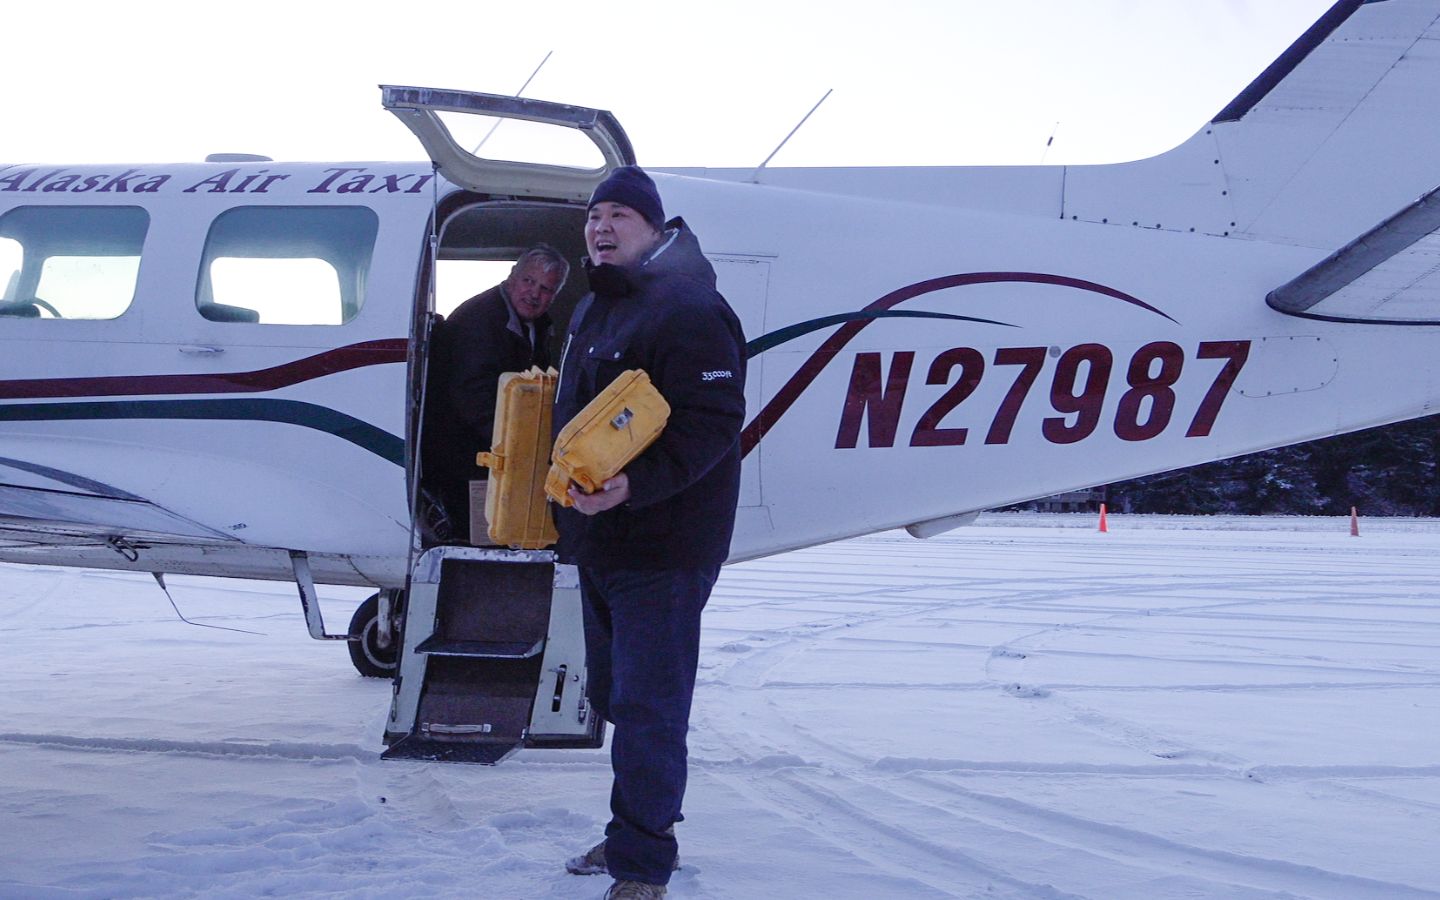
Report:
1265,181,1440,323
1066,0,1440,255
672,1,1440,274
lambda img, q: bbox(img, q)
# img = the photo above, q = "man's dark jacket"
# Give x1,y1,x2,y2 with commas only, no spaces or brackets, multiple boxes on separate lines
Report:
425,284,551,518
554,220,746,570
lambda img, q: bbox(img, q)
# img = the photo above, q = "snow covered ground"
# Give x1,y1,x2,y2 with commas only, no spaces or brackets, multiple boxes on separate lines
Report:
3,513,1438,899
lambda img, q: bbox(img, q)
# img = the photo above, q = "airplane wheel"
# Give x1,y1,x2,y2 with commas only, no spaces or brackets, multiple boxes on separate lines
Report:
347,591,401,678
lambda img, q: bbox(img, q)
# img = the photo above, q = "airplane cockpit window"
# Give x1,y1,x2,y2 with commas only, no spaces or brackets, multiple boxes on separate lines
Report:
196,206,379,325
0,238,19,304
0,206,148,319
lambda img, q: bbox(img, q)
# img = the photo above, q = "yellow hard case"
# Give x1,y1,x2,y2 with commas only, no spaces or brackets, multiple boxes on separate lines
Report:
475,367,559,549
545,369,670,507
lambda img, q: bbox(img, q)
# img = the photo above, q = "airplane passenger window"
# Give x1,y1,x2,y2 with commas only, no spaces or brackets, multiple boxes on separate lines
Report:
210,257,344,325
432,112,607,171
196,206,379,325
0,206,149,319
435,259,515,317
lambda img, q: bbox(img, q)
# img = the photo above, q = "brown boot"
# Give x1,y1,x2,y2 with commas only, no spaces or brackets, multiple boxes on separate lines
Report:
564,827,680,875
564,837,608,875
604,881,666,899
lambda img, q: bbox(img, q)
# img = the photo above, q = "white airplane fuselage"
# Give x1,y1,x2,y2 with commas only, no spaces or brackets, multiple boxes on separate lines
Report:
3,0,1440,591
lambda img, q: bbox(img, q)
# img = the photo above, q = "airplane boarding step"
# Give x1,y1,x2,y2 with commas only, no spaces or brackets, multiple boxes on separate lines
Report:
411,637,543,658
382,545,604,764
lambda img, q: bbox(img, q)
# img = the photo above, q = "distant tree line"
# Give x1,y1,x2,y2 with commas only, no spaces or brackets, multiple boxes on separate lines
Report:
1104,414,1440,516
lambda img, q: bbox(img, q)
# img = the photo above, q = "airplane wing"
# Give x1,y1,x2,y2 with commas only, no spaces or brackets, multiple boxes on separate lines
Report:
0,456,237,549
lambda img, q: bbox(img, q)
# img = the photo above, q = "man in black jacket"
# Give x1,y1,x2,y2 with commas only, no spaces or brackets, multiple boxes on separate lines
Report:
558,167,746,899
424,245,568,529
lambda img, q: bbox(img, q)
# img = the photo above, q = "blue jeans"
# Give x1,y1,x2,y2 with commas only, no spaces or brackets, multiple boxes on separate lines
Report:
579,564,718,886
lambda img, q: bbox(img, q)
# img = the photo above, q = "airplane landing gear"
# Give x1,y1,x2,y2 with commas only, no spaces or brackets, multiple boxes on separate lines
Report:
348,589,404,678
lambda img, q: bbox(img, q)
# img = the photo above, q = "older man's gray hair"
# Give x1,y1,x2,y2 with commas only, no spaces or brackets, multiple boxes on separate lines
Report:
514,244,570,287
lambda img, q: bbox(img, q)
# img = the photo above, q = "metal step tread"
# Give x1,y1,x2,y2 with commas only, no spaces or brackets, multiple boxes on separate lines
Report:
381,735,520,765
413,636,544,659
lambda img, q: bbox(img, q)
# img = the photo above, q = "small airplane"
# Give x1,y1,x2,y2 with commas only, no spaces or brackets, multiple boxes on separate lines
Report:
3,0,1437,759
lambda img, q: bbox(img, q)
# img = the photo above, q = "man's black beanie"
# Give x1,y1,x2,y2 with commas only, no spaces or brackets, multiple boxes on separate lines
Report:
588,165,665,230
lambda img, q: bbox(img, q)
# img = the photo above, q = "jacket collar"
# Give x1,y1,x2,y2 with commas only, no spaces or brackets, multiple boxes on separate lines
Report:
583,217,710,299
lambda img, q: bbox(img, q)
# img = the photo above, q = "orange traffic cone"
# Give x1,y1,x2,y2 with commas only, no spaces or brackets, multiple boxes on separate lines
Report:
1350,506,1360,537
1098,503,1109,533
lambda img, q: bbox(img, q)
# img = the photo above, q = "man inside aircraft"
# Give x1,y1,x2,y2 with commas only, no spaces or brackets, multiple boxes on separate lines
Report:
556,166,746,899
424,245,569,532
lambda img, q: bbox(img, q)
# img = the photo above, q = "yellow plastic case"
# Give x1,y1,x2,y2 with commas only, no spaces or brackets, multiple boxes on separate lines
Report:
546,369,670,507
475,367,559,549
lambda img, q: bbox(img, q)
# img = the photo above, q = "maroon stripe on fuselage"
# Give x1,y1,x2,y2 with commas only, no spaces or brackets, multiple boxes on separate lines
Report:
0,339,408,400
739,272,1170,457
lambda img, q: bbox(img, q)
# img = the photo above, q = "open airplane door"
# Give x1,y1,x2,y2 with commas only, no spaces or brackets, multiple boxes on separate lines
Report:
379,86,636,198
379,86,632,760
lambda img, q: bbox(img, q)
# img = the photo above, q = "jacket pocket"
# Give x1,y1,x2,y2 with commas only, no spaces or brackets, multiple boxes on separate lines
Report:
599,497,675,553
582,338,630,393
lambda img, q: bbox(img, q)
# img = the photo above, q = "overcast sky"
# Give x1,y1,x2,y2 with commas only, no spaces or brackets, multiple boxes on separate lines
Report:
6,1,1334,169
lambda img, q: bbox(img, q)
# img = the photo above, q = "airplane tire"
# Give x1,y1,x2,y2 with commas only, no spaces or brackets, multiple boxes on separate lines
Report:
347,591,401,678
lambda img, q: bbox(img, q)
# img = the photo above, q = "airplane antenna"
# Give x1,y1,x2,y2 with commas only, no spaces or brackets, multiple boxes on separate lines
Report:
1040,121,1061,164
473,50,554,153
750,88,833,183
151,571,265,636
